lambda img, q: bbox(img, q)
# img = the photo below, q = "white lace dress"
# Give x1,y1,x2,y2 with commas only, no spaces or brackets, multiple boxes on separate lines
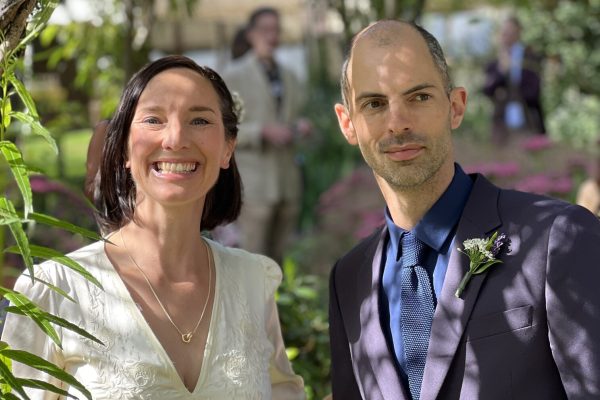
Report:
1,239,305,399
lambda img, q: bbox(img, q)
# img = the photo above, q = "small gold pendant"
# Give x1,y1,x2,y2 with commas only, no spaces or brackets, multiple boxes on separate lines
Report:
182,333,193,343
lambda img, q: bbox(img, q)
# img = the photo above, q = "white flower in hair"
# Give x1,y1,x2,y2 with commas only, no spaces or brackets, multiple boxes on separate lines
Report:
231,91,245,123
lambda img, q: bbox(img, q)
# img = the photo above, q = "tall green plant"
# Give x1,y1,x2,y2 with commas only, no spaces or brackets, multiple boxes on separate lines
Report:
519,0,600,149
277,258,330,400
1,1,103,398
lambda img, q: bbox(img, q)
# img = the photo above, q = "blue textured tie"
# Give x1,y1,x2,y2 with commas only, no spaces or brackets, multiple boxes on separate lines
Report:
400,231,435,400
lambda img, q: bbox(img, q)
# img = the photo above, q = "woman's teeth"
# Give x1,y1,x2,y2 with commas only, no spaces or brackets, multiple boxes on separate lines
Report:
154,162,197,173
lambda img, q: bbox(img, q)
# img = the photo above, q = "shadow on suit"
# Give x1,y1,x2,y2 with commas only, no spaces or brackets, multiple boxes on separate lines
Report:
329,174,600,399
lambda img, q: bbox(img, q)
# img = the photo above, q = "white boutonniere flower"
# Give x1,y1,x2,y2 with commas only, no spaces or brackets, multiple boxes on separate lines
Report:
454,231,511,298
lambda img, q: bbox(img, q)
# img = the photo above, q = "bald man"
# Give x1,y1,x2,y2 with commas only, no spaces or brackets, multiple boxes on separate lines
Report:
328,20,600,400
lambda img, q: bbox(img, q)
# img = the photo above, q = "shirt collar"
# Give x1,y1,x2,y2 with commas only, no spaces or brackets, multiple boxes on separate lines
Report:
385,163,473,257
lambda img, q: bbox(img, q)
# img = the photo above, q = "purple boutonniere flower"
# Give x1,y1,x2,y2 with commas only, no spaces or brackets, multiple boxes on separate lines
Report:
454,231,512,298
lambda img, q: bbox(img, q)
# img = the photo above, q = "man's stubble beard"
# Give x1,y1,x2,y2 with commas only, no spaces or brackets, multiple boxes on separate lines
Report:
359,127,453,193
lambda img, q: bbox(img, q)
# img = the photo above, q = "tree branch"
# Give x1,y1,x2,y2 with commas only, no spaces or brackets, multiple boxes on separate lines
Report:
0,0,36,63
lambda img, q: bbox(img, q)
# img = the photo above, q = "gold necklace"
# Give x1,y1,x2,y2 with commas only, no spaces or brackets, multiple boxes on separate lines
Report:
120,229,213,344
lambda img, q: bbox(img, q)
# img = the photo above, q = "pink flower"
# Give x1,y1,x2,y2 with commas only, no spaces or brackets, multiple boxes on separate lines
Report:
491,161,521,178
463,162,520,178
354,210,384,239
514,174,554,194
463,163,494,175
551,176,573,194
515,174,573,196
566,155,592,176
521,135,553,152
30,175,63,193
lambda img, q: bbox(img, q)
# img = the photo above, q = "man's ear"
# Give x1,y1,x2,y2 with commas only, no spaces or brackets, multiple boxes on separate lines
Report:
449,87,467,130
334,103,358,145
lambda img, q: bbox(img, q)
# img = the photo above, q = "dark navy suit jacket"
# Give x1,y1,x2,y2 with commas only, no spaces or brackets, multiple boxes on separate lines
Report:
329,174,600,399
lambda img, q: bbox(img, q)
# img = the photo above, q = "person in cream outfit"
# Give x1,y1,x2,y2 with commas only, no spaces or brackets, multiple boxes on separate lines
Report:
222,7,311,263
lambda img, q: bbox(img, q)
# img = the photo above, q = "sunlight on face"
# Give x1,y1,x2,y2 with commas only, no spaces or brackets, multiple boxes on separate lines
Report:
126,68,235,210
341,25,465,192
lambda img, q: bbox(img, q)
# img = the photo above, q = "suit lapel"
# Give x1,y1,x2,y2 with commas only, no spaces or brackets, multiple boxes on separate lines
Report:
421,175,502,400
360,229,407,400
350,227,409,400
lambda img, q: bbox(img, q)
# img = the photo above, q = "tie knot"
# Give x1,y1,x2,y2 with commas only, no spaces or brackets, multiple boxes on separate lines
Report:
401,231,428,268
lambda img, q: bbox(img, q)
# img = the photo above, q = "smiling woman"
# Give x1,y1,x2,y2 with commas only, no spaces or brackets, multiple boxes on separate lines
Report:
1,55,305,400
124,67,235,211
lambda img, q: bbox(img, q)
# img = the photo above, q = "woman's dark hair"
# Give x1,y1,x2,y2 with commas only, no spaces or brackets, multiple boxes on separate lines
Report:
96,55,242,233
247,6,279,30
231,7,279,59
231,27,251,60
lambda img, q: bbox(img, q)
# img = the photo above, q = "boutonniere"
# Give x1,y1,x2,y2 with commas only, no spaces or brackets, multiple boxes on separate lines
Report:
454,231,511,298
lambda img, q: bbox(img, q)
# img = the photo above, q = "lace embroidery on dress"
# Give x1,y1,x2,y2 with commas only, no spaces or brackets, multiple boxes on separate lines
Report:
201,256,272,399
24,240,295,400
79,259,159,400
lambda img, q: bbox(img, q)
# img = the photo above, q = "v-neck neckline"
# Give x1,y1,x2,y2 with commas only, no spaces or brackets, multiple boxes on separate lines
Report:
101,235,220,395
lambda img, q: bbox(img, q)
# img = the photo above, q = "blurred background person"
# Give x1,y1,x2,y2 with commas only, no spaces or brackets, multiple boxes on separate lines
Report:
231,26,251,61
222,6,312,264
482,15,546,146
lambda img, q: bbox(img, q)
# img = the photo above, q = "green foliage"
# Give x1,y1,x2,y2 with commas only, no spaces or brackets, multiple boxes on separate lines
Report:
6,244,102,289
0,349,92,399
35,0,204,130
327,0,427,41
277,258,330,400
0,1,103,397
299,82,363,230
519,0,600,148
451,58,495,142
0,198,33,275
546,87,600,150
521,0,600,98
38,17,127,122
0,143,33,217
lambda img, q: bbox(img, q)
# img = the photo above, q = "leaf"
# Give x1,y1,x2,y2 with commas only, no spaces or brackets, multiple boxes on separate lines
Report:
16,378,79,399
476,259,503,275
21,213,102,242
21,274,76,303
9,112,57,154
485,231,498,250
0,358,28,400
39,24,59,46
4,304,103,346
0,202,21,225
0,350,13,394
0,142,33,217
286,347,300,361
0,350,91,400
0,392,22,400
1,292,61,348
7,71,39,119
0,198,33,278
14,0,61,53
6,245,102,289
295,287,317,300
2,99,11,128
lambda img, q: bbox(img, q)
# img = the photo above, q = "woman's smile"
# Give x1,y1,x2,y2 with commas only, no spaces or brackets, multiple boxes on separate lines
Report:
153,161,199,174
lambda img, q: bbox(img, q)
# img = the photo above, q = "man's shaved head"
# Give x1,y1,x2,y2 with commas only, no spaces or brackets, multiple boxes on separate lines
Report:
340,20,453,109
